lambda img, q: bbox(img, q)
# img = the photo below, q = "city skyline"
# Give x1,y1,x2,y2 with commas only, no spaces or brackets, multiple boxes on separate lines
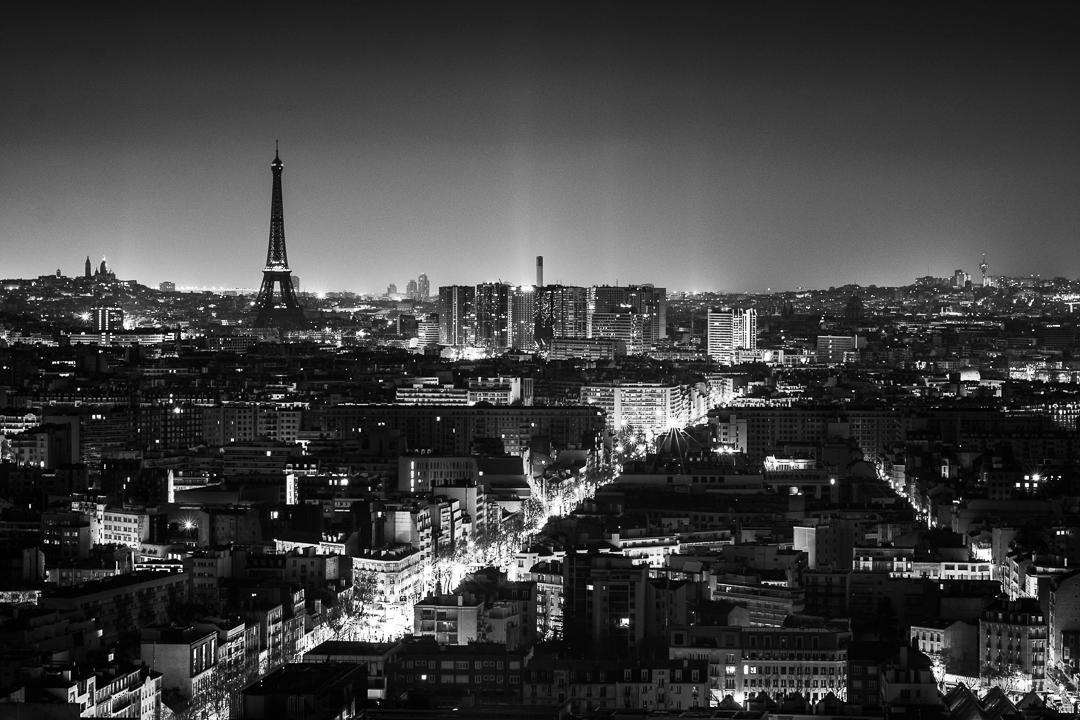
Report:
3,3,1079,294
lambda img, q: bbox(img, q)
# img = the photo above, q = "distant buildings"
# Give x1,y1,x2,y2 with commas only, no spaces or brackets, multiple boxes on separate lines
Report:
12,248,1080,718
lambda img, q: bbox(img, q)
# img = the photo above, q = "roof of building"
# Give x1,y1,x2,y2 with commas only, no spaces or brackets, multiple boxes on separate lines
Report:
243,662,364,697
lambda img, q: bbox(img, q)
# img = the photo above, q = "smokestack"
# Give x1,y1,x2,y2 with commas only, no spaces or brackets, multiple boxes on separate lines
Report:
536,256,543,287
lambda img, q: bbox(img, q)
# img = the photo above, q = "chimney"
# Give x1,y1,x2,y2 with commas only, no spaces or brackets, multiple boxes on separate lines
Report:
536,256,543,287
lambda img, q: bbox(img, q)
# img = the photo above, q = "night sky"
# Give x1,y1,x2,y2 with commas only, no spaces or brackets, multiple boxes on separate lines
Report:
2,3,1079,294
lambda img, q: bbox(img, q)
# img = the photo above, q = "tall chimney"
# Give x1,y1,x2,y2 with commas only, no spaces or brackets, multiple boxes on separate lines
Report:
536,256,544,287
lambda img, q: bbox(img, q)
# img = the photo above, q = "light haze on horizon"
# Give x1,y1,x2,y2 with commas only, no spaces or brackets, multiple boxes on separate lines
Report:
2,4,1079,294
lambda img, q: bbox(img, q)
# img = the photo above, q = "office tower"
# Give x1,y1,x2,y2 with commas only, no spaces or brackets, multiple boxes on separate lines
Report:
509,285,537,350
438,285,475,346
417,273,430,300
84,256,92,278
387,283,398,296
535,285,587,345
474,282,511,349
706,308,757,364
406,278,418,299
536,256,544,287
253,145,306,329
588,312,650,355
587,284,667,344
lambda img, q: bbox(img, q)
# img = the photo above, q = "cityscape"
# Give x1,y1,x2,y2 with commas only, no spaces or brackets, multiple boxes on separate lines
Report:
4,3,1080,720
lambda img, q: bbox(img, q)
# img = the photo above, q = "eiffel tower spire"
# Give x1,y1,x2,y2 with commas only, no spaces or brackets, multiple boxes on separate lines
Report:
254,145,306,329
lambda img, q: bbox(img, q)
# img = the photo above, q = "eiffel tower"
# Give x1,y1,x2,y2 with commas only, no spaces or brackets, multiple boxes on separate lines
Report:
253,144,306,329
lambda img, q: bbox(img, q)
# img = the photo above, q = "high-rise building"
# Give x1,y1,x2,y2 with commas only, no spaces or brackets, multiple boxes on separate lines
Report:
417,315,440,345
706,308,757,364
473,282,511,349
509,285,537,350
535,285,587,345
587,284,667,341
588,311,651,355
84,256,92,279
253,145,306,329
438,285,475,346
406,278,418,299
417,273,430,300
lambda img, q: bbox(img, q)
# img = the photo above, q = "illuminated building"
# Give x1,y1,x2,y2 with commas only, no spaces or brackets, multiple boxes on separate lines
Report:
473,282,511,349
93,305,124,333
587,284,667,341
706,307,757,364
509,284,537,350
525,560,564,640
588,311,650,355
534,284,587,345
978,598,1047,692
101,506,151,548
670,623,849,705
413,592,483,645
416,315,440,345
467,376,532,405
353,545,426,608
581,382,688,435
437,285,474,346
398,455,476,494
816,334,859,364
548,336,625,360
394,382,469,406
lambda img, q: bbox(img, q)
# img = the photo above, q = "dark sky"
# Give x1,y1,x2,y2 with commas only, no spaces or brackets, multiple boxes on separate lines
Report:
3,2,1079,293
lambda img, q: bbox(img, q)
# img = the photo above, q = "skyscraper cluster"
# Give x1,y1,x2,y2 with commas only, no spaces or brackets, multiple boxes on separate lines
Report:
437,281,668,353
403,274,430,301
